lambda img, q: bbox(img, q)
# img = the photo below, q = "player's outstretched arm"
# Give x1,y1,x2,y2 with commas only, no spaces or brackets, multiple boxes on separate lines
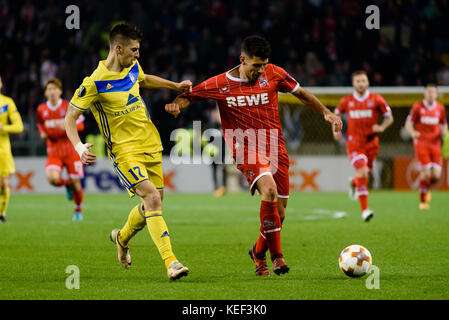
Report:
64,105,96,165
292,87,342,133
140,74,192,93
165,95,192,118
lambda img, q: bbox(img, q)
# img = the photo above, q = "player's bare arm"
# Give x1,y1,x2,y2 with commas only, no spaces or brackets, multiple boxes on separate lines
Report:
165,95,192,118
372,114,394,133
332,109,344,142
64,105,96,165
140,74,192,93
293,87,343,133
405,120,419,138
441,123,448,138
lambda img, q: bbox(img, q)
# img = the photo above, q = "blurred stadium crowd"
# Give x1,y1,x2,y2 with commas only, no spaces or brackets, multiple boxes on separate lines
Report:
1,0,449,155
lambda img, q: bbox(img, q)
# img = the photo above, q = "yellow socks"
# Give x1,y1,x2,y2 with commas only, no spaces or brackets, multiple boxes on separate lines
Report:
118,204,177,269
0,186,10,217
144,210,177,268
118,204,146,248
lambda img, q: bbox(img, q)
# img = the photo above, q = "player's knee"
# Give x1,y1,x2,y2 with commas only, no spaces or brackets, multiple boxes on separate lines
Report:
142,190,162,210
363,169,370,178
357,167,369,178
47,176,59,185
46,171,60,185
420,170,430,180
431,167,441,178
431,172,441,183
261,185,278,201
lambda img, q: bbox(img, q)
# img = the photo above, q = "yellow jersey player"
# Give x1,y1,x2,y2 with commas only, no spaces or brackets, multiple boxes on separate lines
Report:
0,75,24,223
65,23,192,280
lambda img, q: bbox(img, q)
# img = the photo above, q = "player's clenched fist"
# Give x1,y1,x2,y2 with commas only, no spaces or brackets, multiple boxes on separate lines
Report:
165,103,181,118
177,80,192,93
75,142,97,165
325,113,343,133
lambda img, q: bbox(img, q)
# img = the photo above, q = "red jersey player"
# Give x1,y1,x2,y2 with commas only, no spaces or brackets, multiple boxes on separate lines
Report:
165,36,342,276
333,71,394,221
36,78,85,221
405,84,448,210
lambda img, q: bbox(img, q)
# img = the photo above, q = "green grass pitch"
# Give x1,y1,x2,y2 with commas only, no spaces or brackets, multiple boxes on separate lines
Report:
1,191,448,300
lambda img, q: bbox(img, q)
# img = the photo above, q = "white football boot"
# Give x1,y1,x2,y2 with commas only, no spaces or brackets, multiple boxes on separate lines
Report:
348,177,357,201
167,260,189,280
110,229,131,269
362,209,374,222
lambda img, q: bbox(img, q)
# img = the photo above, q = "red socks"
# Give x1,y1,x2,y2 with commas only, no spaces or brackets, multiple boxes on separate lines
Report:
52,177,84,212
419,178,429,203
255,227,268,256
256,200,282,260
72,189,84,212
356,177,368,211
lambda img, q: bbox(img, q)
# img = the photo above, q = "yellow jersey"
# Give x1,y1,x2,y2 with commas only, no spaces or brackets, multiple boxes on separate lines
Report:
70,60,162,161
0,94,24,155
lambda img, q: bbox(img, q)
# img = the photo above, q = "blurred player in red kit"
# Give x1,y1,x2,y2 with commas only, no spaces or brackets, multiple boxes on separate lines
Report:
165,35,342,276
333,71,394,221
36,78,85,221
405,84,448,210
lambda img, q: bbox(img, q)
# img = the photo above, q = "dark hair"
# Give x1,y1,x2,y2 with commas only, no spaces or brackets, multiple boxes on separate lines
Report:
425,83,437,89
351,70,368,80
109,23,143,45
44,77,62,91
241,35,271,59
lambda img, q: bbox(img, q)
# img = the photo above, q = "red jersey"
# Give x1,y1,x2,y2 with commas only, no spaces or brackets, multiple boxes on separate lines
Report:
335,90,391,149
407,100,447,147
185,64,299,160
36,99,84,158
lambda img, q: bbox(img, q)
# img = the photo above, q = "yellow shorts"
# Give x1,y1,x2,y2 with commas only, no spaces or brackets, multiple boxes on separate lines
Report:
112,152,164,197
0,152,15,177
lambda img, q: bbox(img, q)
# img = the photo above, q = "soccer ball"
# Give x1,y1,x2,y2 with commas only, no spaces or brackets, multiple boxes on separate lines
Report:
338,244,372,277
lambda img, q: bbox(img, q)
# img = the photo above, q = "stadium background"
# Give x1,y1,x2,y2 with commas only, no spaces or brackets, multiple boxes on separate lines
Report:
2,0,449,193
